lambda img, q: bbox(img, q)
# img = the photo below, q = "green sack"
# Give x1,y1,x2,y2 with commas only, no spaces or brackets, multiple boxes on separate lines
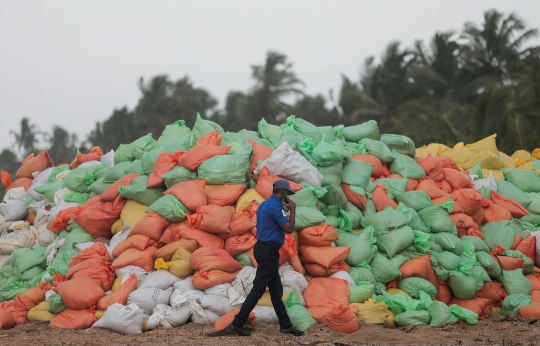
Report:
349,265,377,284
343,202,362,230
313,126,336,143
318,162,343,186
432,251,461,272
63,192,91,204
235,252,254,267
389,151,425,180
197,153,251,185
395,191,433,212
398,277,437,299
146,195,187,223
221,133,254,155
48,165,71,183
430,241,444,253
374,178,408,200
395,310,431,326
361,208,409,235
520,213,540,225
496,180,532,207
478,186,491,201
192,113,225,139
124,160,145,175
501,294,534,317
300,139,350,167
131,133,158,160
104,161,132,183
480,221,520,251
14,266,45,281
88,178,112,195
64,221,94,248
376,226,415,257
475,251,502,279
336,227,377,266
293,207,326,231
12,246,47,275
285,290,317,331
418,205,456,234
48,293,68,315
343,120,380,142
341,161,373,188
447,271,477,300
380,134,416,157
47,244,81,276
0,276,28,301
502,168,540,193
34,180,64,203
158,120,192,146
505,249,534,275
162,166,198,188
359,138,395,163
0,265,14,288
142,136,193,175
349,281,375,303
428,301,458,328
408,209,430,233
119,176,166,206
433,232,464,255
238,129,269,145
92,164,111,181
114,143,135,164
258,118,282,141
467,164,483,179
283,115,318,139
64,167,96,193
461,236,490,253
289,186,326,209
449,305,478,324
499,269,531,295
369,253,401,283
526,192,540,214
319,185,348,208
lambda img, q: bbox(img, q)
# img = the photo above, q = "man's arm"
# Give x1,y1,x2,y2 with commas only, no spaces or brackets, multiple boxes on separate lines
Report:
281,199,296,234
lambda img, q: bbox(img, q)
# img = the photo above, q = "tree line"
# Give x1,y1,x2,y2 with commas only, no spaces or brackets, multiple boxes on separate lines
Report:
2,9,539,176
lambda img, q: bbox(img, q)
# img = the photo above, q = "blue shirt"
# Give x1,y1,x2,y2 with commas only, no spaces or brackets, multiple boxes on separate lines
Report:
256,195,290,246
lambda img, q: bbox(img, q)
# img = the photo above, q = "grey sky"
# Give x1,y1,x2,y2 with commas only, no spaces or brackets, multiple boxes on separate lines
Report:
1,0,539,154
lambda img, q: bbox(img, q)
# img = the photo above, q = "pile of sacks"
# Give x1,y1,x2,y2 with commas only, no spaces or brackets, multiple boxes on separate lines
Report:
0,114,540,333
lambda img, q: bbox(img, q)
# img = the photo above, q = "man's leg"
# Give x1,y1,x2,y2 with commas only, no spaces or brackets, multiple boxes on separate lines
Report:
268,268,293,329
231,242,273,328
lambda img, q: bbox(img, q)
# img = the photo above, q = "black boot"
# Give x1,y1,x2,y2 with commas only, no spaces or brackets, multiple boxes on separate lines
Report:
227,324,252,336
280,326,304,336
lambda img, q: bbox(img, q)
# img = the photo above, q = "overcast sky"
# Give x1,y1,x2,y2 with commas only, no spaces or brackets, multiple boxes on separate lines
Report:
1,0,540,153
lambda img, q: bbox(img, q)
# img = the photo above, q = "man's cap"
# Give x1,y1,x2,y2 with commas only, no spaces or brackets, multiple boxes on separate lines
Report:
273,180,296,194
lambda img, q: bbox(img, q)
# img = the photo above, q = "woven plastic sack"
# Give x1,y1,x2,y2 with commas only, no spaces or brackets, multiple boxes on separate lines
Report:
389,151,425,180
496,180,531,207
146,195,187,223
192,113,224,139
501,294,533,317
119,176,165,206
343,120,380,142
198,153,251,185
381,134,416,157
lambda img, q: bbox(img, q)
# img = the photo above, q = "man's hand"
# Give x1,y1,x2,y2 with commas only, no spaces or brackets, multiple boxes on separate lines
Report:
283,198,296,212
281,199,296,234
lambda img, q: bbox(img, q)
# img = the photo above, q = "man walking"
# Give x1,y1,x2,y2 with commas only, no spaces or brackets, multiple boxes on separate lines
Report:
228,180,304,336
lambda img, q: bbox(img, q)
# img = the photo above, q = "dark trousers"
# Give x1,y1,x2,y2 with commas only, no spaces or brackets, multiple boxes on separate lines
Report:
231,241,293,329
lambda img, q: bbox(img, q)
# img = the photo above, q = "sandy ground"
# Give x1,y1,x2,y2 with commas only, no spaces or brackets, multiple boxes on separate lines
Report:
1,314,539,346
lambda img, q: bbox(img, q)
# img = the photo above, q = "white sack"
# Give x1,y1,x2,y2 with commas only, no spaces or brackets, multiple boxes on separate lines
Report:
107,223,132,260
127,287,173,315
27,168,53,201
0,230,35,255
200,294,239,316
228,266,257,305
139,270,180,290
253,305,279,324
173,276,197,292
0,255,11,269
100,150,115,167
204,283,232,297
48,202,78,224
473,172,497,192
329,271,356,285
78,160,103,169
93,303,144,334
33,208,50,229
4,187,27,202
37,223,58,247
0,200,27,221
153,303,191,327
116,265,149,283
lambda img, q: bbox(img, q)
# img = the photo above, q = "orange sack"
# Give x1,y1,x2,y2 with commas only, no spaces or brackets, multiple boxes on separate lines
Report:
351,154,383,178
164,178,207,212
100,173,140,202
71,146,103,169
189,247,244,273
450,189,483,216
442,168,471,190
299,246,350,268
322,305,359,334
0,308,16,330
494,255,524,271
196,131,222,146
415,178,448,200
370,186,398,211
304,262,349,277
342,184,367,211
417,155,444,182
147,151,183,188
154,238,199,261
53,278,104,310
191,270,238,290
299,224,339,247
246,140,274,173
178,145,231,171
96,275,138,310
20,282,52,305
518,305,540,319
303,277,350,309
254,167,303,200
66,258,115,292
482,201,512,223
204,184,246,206
449,297,492,319
398,254,437,287
16,151,54,179
112,246,157,272
475,282,502,307
50,310,97,329
49,206,83,233
515,237,537,263
160,221,224,248
436,281,452,305
6,296,34,324
129,211,171,242
70,242,109,267
214,308,256,332
6,177,33,192
73,195,127,238
229,209,257,237
224,233,257,258
112,235,156,258
435,156,459,170
187,205,234,234
490,191,529,218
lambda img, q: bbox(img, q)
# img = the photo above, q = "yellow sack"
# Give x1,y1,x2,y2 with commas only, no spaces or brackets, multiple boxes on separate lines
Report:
386,288,410,297
512,150,534,167
111,219,123,235
465,134,499,155
453,142,465,149
236,189,265,211
532,149,540,160
482,169,505,181
155,248,194,278
120,200,148,227
142,318,150,332
415,147,438,157
499,151,516,168
27,301,55,322
352,300,396,328
442,148,479,168
491,307,502,316
463,150,504,170
426,143,451,156
257,291,288,307
95,310,105,320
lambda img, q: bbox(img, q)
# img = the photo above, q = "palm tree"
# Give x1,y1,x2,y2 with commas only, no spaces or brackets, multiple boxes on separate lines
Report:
10,117,40,158
45,125,78,164
0,149,20,176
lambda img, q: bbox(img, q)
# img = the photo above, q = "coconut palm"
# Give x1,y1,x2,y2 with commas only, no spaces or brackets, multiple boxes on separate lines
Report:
10,117,40,158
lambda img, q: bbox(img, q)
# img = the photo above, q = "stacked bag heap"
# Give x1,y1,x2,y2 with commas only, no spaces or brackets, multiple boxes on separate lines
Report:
1,114,540,333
